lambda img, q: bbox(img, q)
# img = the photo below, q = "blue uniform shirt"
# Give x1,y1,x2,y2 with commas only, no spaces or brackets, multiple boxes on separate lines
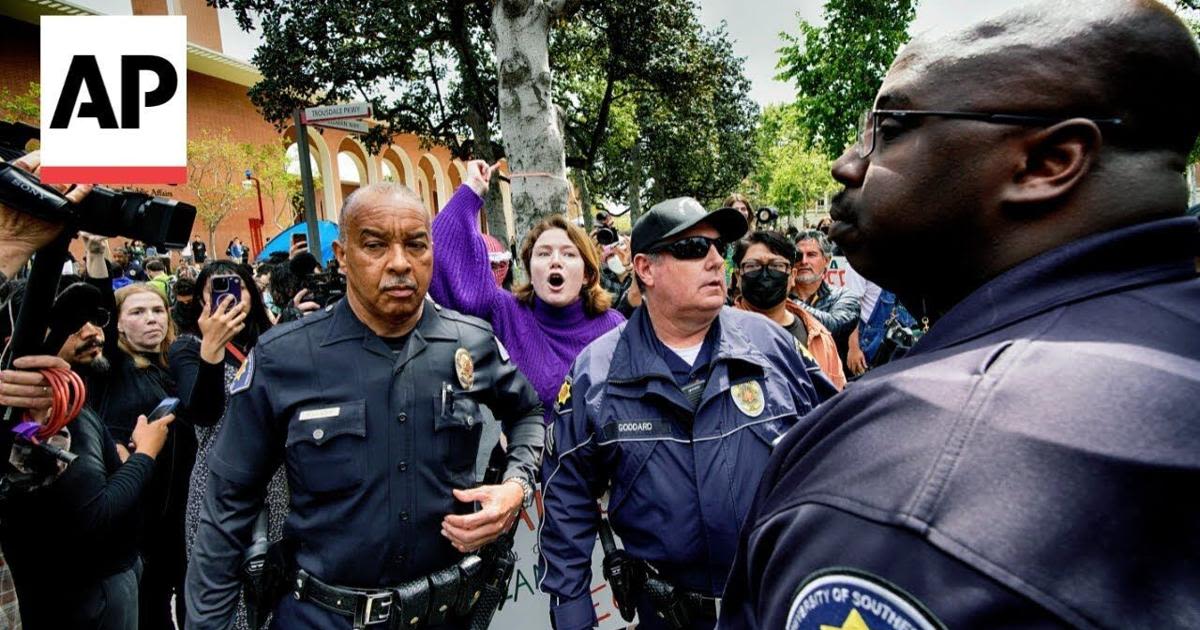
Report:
185,298,544,629
721,217,1200,629
538,306,832,630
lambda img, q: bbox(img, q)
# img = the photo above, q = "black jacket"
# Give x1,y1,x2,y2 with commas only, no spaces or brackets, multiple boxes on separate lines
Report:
1,409,155,626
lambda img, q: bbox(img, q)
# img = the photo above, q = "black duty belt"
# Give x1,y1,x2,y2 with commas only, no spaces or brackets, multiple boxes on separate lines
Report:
291,554,486,629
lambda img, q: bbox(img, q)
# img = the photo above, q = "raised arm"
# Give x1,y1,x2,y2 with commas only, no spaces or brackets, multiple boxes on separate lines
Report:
429,161,514,320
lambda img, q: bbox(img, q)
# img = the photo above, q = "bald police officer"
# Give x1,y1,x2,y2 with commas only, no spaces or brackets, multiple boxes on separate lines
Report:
538,199,833,630
722,1,1200,628
186,182,544,629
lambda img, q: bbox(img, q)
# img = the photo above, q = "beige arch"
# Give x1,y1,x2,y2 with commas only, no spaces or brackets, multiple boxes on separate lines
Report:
384,145,417,188
449,159,466,192
341,135,379,184
419,152,450,210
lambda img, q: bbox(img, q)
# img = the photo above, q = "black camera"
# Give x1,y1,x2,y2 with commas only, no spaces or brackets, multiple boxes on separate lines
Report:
0,121,195,249
756,206,779,225
302,271,346,308
594,226,619,246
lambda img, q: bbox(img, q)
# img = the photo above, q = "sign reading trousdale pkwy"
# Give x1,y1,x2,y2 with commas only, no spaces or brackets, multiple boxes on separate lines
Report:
301,101,372,123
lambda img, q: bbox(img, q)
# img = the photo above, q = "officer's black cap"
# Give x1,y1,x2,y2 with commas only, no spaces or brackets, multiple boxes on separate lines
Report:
631,197,748,256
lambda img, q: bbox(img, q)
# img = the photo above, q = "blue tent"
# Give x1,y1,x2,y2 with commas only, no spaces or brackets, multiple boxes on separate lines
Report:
258,221,339,265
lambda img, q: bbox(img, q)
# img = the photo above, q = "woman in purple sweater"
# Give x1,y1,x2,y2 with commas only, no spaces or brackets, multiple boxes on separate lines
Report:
430,161,625,423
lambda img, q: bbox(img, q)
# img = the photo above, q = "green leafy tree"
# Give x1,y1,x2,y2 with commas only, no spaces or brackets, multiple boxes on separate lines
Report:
212,0,756,241
0,82,39,125
776,0,917,159
187,130,251,249
746,104,837,220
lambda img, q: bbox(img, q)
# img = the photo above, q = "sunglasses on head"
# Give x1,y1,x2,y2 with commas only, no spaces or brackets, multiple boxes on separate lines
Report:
649,235,725,260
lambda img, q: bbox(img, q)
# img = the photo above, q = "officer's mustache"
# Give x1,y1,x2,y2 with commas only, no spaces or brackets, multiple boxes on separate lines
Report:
379,277,418,291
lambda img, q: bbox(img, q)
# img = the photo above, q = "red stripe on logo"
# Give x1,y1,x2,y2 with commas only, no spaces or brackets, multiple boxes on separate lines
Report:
40,166,187,185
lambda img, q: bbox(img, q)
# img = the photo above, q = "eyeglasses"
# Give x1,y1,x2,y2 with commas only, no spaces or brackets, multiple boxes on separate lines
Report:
855,109,1124,159
739,260,791,274
649,236,725,260
88,308,110,328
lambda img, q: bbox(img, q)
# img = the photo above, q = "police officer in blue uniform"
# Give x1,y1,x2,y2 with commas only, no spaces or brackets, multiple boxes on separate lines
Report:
186,182,544,629
721,2,1200,628
538,199,835,630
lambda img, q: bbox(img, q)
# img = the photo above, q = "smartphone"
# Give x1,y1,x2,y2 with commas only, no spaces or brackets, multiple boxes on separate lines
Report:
210,275,243,313
291,233,307,246
147,397,180,422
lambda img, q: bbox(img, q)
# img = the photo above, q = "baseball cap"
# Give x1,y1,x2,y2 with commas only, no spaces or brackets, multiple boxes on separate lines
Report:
631,197,748,256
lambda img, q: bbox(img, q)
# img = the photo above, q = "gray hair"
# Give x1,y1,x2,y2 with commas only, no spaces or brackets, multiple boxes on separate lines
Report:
796,230,833,259
338,182,428,242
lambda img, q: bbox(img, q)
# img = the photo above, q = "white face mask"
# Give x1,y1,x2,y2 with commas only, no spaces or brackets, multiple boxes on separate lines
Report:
606,257,626,276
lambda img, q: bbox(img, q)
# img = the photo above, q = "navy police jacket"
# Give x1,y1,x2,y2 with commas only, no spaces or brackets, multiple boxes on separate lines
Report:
539,306,831,630
720,217,1200,629
185,298,544,629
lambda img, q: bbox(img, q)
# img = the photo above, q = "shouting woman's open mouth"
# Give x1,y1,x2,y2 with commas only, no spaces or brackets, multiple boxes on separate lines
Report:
547,272,565,289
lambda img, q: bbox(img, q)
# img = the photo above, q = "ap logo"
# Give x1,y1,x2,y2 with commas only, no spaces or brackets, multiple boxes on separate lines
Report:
40,16,187,185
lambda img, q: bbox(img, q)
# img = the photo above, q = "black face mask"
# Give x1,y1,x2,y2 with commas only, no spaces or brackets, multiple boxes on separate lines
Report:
741,268,791,309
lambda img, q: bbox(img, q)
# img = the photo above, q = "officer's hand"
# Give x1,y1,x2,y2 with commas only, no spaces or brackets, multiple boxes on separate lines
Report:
0,355,70,424
0,151,93,254
441,483,523,552
463,160,500,198
198,294,248,362
114,442,131,463
130,413,174,459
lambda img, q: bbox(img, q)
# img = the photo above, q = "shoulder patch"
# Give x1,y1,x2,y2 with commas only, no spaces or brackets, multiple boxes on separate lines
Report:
786,569,945,630
544,424,555,458
554,376,572,414
230,349,255,394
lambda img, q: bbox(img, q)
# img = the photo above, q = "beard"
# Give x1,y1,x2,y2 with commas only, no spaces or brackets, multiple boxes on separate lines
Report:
795,271,822,284
74,353,111,378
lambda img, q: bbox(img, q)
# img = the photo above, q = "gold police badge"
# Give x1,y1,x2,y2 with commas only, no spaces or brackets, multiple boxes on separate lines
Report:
555,377,572,414
730,381,764,417
454,348,475,389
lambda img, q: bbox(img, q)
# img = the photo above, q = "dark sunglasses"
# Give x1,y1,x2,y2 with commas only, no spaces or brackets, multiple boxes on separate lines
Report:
88,308,111,328
649,235,725,260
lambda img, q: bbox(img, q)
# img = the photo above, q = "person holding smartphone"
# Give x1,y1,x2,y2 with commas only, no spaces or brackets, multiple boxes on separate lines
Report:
168,260,287,629
80,237,199,630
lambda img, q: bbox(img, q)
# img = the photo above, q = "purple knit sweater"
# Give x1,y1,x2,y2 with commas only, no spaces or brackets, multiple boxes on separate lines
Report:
430,185,625,423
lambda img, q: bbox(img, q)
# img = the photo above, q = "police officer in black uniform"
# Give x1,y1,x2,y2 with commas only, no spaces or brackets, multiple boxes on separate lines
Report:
721,2,1200,628
185,181,544,629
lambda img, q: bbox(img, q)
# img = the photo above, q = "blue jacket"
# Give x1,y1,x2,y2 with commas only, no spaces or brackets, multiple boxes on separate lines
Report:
720,217,1200,629
538,306,831,630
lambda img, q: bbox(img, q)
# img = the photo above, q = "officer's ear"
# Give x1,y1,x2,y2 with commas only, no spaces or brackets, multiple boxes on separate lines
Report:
1001,118,1101,212
332,238,347,270
633,253,654,290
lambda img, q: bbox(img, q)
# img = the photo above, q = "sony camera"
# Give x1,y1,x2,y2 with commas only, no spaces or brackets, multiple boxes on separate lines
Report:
0,121,195,249
302,271,346,308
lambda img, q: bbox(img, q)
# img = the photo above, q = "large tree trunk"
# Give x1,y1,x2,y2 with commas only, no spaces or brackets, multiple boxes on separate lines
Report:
493,0,571,246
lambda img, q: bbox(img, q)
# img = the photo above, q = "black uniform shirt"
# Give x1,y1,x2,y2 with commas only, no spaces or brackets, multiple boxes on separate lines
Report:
186,298,544,628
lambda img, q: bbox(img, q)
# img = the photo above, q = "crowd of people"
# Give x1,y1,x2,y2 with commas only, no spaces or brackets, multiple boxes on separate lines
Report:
0,1,1196,629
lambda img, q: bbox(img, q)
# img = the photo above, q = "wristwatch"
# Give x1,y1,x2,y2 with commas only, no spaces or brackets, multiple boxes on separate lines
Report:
504,475,534,509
